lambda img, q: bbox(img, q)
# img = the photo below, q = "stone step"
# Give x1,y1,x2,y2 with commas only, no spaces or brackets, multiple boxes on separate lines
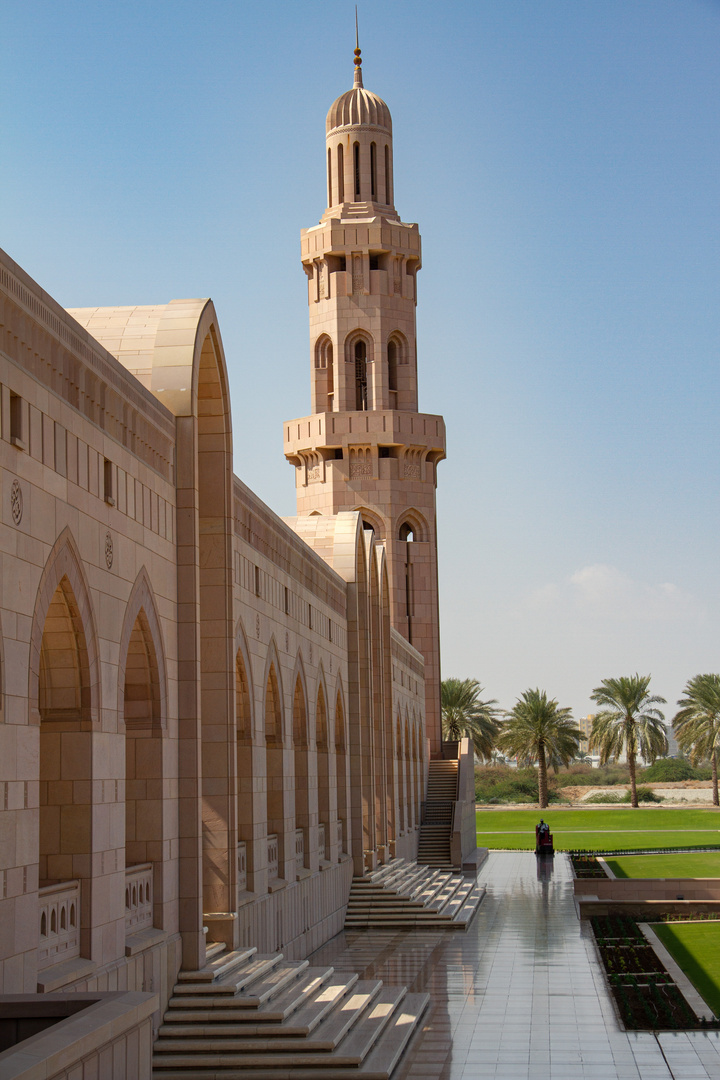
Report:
153,981,387,1068
172,954,286,997
162,972,343,1028
177,945,258,983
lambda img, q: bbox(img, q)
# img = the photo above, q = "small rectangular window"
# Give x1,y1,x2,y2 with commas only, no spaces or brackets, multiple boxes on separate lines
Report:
254,565,261,597
308,605,313,631
103,458,115,505
284,586,289,614
9,393,25,449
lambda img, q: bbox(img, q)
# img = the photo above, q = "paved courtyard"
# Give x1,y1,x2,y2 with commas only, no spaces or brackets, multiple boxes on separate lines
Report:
309,851,720,1079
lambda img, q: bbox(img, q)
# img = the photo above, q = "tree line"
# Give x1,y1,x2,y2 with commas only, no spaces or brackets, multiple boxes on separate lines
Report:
440,673,720,809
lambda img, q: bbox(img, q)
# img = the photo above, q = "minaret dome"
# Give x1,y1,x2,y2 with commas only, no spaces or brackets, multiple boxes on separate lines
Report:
324,48,395,213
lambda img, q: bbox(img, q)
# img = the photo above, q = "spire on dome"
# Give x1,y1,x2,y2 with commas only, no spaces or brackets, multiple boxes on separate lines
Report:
354,6,363,88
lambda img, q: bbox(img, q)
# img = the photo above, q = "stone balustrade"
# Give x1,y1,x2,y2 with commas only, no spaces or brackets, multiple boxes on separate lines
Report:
125,863,153,934
267,834,279,879
38,880,80,970
237,842,247,893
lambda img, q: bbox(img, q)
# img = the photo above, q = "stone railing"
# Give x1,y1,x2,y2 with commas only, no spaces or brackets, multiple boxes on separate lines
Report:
318,823,326,862
237,842,247,893
38,880,80,970
295,828,305,873
125,864,153,934
267,834,279,878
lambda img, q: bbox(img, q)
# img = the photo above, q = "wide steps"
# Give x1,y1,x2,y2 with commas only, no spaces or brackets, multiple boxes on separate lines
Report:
177,945,257,983
152,992,429,1078
161,968,343,1030
344,859,483,931
171,954,288,997
155,938,427,1079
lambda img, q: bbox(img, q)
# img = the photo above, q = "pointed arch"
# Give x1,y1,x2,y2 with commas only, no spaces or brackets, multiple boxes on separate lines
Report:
262,638,285,745
315,668,331,861
118,568,167,731
396,712,405,833
314,334,334,412
335,682,348,854
29,527,100,726
352,505,386,543
234,617,254,744
344,330,374,412
292,654,310,872
396,508,429,544
263,638,289,878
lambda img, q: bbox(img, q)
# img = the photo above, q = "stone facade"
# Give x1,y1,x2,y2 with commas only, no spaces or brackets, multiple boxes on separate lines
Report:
0,53,456,1077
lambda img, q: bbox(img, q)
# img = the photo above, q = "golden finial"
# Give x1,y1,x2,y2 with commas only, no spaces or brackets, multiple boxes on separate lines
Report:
353,5,363,87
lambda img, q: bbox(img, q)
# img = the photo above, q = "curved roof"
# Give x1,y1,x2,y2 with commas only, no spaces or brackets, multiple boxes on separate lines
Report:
67,298,218,417
326,84,392,135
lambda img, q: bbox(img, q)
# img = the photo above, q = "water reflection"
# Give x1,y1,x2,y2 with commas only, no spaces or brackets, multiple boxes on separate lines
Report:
536,853,555,883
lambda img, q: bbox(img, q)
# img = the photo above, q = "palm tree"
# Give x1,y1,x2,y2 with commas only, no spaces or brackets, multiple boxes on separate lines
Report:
496,688,580,808
673,673,720,807
589,675,667,807
441,678,500,762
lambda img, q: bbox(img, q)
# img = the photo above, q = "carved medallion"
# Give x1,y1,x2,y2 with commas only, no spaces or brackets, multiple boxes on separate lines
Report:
10,480,22,525
104,532,114,568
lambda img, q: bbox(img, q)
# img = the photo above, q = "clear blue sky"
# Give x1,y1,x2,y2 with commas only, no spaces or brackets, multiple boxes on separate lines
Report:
3,0,719,723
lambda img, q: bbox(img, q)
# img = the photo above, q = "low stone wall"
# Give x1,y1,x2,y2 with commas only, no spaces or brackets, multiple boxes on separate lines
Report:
574,874,720,919
0,991,157,1080
574,877,720,902
233,856,354,959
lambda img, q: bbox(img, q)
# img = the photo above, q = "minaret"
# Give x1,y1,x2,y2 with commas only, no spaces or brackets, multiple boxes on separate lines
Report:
283,44,446,752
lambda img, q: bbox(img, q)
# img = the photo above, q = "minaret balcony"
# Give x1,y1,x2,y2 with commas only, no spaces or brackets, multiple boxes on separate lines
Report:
284,409,446,460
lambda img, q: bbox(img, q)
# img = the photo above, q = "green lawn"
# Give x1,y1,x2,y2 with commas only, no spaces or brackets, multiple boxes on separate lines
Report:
653,922,720,1017
605,852,720,878
476,807,720,851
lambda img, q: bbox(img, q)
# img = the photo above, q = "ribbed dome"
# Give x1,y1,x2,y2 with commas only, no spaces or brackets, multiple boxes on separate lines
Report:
326,85,392,134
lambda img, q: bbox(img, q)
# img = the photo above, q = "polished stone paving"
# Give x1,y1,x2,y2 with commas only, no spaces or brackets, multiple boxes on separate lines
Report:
309,851,720,1078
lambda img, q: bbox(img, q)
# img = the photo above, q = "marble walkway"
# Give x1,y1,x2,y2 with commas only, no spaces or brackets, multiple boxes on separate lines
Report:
308,851,720,1079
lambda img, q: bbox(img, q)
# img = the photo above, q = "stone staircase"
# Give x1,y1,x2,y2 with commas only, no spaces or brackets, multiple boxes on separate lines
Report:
417,758,458,868
345,858,485,931
152,941,429,1078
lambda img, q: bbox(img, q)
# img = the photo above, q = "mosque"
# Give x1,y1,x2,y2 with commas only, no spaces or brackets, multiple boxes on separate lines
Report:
0,45,478,1078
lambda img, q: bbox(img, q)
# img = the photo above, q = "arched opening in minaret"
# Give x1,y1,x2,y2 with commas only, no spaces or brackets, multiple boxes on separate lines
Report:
327,148,332,207
337,144,344,202
384,144,391,204
354,340,367,410
370,142,377,200
388,340,398,402
314,335,334,411
353,142,360,199
399,522,415,542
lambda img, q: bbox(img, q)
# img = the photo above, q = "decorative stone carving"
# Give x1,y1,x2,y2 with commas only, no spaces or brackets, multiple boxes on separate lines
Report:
350,461,372,478
404,463,421,479
104,532,114,568
256,613,260,639
10,480,22,525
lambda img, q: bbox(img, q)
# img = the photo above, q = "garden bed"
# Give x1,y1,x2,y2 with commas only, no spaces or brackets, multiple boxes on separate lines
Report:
590,914,720,1029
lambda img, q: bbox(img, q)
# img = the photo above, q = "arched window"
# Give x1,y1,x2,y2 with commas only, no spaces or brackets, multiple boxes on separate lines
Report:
337,143,344,203
388,340,398,394
327,148,332,206
370,142,377,200
354,340,367,410
385,144,392,204
399,522,415,542
314,335,334,411
353,142,360,199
